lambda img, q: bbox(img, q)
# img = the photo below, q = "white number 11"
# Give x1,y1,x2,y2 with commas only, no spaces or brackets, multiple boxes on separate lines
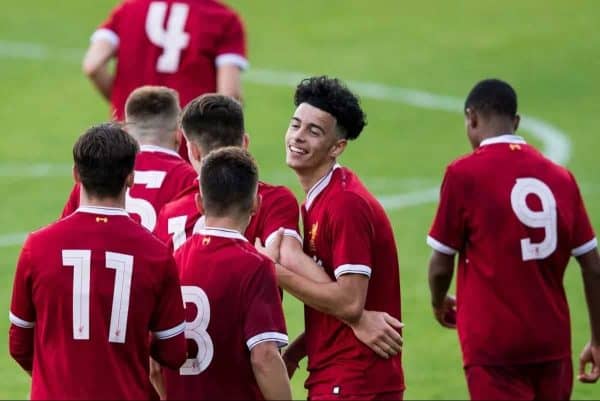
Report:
62,250,134,343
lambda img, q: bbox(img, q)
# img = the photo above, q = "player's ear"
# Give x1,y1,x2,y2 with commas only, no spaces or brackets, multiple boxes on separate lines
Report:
175,128,183,149
72,165,81,184
513,114,521,132
125,171,134,188
251,192,261,216
242,133,250,150
188,140,202,162
195,191,204,214
465,107,478,129
329,138,348,159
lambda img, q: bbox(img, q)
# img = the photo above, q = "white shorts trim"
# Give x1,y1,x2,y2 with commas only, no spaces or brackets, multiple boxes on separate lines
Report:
265,229,303,248
9,312,35,329
90,28,119,48
215,53,249,70
153,322,185,340
246,331,288,350
572,238,598,257
334,264,372,279
426,235,458,255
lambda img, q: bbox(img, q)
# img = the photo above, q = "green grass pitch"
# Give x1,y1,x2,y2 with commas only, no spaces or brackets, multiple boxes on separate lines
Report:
0,0,599,398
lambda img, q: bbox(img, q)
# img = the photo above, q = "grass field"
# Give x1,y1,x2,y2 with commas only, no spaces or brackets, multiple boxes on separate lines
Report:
1,0,599,399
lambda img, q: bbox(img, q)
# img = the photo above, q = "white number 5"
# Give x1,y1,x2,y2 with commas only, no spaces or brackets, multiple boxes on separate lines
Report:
510,178,557,260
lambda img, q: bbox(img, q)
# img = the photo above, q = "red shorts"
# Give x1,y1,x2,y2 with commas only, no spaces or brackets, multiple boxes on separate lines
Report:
308,391,403,401
465,358,572,400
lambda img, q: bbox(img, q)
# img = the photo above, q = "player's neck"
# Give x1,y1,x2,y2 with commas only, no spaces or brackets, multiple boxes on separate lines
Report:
296,160,337,193
138,139,178,152
80,189,126,210
204,216,249,235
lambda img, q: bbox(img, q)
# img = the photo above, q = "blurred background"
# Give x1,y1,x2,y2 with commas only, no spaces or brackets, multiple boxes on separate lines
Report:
0,0,598,398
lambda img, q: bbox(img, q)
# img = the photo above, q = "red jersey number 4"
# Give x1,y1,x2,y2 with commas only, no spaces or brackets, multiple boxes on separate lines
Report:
146,2,191,73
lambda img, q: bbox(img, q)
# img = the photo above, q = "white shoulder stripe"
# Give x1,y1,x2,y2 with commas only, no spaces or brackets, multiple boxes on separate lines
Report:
246,332,288,350
9,312,35,329
572,238,598,257
265,229,303,248
153,322,185,340
426,236,458,255
90,28,119,48
334,264,372,279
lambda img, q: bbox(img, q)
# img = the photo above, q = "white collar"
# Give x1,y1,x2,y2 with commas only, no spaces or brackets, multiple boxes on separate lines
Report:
305,163,341,211
76,206,129,216
480,134,527,147
139,144,181,158
199,227,247,242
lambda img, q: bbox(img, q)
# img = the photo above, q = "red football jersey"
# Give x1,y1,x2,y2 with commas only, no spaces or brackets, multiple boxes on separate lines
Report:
427,135,597,367
61,145,197,233
92,0,248,159
163,227,288,400
155,181,302,251
300,165,405,397
9,206,186,400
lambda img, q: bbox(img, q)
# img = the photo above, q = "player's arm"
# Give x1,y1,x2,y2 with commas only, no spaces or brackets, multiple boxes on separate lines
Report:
149,357,166,400
9,240,36,375
251,341,292,400
577,247,600,383
82,38,116,101
281,332,306,378
217,64,243,101
215,13,248,102
428,250,457,329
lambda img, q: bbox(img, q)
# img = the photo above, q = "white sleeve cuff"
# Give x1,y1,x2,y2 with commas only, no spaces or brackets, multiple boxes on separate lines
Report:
90,28,119,48
9,312,35,329
426,235,457,255
572,238,597,257
152,322,185,340
265,229,303,248
246,332,288,350
333,264,372,279
215,53,249,70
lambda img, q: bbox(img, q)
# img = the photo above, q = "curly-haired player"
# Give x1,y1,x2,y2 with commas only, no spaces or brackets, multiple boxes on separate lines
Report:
265,76,405,400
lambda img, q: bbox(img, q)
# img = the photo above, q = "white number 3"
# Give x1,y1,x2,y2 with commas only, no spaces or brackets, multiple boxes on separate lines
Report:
145,2,190,73
510,178,557,260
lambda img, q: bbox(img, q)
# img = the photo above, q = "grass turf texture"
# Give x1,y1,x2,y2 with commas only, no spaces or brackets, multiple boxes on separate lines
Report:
0,0,599,398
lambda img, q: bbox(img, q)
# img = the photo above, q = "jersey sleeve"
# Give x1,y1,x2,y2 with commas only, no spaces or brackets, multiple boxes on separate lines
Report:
427,165,466,255
90,2,126,47
60,183,80,218
242,259,287,350
569,172,597,256
262,188,302,247
214,12,248,70
328,192,375,279
150,255,185,340
10,236,36,329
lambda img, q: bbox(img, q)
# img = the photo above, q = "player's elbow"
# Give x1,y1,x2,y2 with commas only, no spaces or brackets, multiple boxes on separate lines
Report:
82,58,99,78
338,300,364,325
250,341,281,375
151,333,187,370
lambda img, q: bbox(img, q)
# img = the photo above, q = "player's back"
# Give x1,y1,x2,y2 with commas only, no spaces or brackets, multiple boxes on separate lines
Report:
20,206,183,399
165,227,287,400
107,0,245,120
444,137,595,364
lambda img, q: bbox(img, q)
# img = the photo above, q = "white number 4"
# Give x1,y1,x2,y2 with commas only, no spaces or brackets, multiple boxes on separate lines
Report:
62,250,133,343
510,178,557,260
145,2,190,73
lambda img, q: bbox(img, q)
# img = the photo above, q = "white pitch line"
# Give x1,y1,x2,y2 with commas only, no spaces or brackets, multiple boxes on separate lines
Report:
0,232,27,248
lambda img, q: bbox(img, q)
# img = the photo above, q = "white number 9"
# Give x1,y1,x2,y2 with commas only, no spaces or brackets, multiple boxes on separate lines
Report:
510,177,557,260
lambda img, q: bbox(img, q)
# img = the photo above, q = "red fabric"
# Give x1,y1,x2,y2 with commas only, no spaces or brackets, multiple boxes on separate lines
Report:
428,141,596,366
155,181,301,251
97,0,247,160
10,208,185,400
309,391,403,401
164,229,287,400
302,166,404,396
61,148,197,233
465,358,573,400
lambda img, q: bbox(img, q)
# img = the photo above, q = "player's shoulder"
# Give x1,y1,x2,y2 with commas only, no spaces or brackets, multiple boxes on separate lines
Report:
258,181,297,201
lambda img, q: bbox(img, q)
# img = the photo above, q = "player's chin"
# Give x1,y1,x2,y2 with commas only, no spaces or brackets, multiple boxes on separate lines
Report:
285,153,308,170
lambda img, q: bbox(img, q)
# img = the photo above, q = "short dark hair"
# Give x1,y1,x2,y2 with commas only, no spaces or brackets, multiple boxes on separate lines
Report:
294,76,367,140
464,79,518,118
73,123,139,198
125,86,180,128
181,94,244,153
200,147,258,218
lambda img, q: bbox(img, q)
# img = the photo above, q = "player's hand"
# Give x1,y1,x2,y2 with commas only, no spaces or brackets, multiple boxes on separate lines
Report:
433,295,457,329
282,349,299,379
254,228,284,264
348,310,404,359
578,342,600,383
